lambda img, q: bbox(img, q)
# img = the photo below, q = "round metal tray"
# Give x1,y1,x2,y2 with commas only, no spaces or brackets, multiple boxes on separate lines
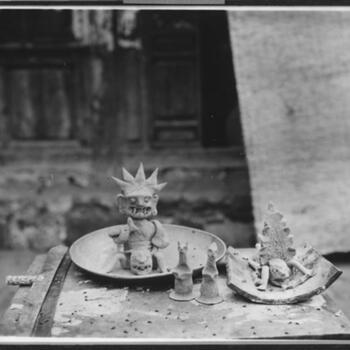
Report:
70,224,226,280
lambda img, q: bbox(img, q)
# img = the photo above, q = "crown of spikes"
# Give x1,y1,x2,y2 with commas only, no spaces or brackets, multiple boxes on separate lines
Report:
112,163,167,196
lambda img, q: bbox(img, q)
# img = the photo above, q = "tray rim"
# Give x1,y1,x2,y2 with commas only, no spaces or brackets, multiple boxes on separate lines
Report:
69,223,227,281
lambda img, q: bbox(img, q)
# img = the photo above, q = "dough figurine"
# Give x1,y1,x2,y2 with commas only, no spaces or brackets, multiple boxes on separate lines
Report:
226,203,342,304
249,203,313,291
108,163,169,275
196,242,223,305
169,242,198,301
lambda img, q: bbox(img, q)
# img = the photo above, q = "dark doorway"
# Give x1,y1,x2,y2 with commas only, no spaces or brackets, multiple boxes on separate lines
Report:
200,11,243,148
143,11,243,149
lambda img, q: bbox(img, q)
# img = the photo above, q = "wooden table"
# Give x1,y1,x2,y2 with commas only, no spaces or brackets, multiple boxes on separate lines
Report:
1,245,350,340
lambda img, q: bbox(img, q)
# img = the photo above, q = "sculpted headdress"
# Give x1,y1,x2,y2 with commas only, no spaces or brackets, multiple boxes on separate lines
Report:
112,163,167,196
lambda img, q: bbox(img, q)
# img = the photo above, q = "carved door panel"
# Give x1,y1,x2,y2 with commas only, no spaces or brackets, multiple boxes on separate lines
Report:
144,11,201,147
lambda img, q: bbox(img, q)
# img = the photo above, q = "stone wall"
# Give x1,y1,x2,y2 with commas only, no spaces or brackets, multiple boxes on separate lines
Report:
228,11,350,253
0,156,254,252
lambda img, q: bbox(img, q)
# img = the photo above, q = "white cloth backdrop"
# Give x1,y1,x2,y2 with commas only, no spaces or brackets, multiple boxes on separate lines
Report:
228,11,350,254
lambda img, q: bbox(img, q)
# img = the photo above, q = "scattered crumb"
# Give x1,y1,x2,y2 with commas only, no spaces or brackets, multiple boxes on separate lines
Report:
78,280,92,285
178,314,189,321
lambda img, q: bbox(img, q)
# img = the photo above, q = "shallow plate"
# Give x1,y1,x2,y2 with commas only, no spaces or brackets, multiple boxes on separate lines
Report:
70,224,226,280
226,244,342,304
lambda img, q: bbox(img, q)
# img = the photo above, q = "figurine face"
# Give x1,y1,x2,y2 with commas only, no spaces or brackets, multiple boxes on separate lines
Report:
207,242,218,260
269,258,291,282
177,241,188,253
118,193,159,219
130,249,153,275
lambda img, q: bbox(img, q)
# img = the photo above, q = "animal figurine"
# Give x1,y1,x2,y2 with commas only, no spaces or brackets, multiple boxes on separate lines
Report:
108,163,169,275
196,242,223,305
249,203,313,291
169,242,198,301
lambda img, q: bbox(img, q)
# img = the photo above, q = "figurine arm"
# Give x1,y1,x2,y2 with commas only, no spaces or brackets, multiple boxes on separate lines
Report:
256,265,269,291
288,259,313,276
151,220,169,249
248,259,261,271
108,225,130,244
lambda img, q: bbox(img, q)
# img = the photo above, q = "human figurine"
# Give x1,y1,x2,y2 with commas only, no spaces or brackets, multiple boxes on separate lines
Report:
249,203,313,291
169,242,198,301
108,163,169,275
196,242,223,305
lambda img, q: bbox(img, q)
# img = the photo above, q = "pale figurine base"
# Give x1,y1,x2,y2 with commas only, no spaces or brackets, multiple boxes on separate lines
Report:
196,295,223,305
169,290,199,301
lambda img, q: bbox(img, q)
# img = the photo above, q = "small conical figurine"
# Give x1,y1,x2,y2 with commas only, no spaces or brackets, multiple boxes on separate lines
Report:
169,242,198,301
196,242,223,305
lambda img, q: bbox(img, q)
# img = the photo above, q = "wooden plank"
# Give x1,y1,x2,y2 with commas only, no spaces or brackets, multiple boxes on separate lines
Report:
0,254,46,334
9,69,37,139
0,68,7,149
123,50,142,142
50,249,350,339
0,245,67,336
40,68,72,140
32,252,71,337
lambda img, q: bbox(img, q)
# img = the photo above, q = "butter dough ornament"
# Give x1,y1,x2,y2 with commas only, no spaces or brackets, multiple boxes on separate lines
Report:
226,203,342,304
108,163,169,275
196,242,223,305
169,242,198,301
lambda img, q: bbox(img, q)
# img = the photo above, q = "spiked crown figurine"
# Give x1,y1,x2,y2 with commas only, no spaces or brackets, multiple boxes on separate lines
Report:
112,163,166,219
108,163,169,275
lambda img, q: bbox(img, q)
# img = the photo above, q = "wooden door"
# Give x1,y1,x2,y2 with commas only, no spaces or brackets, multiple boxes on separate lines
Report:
143,11,201,147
